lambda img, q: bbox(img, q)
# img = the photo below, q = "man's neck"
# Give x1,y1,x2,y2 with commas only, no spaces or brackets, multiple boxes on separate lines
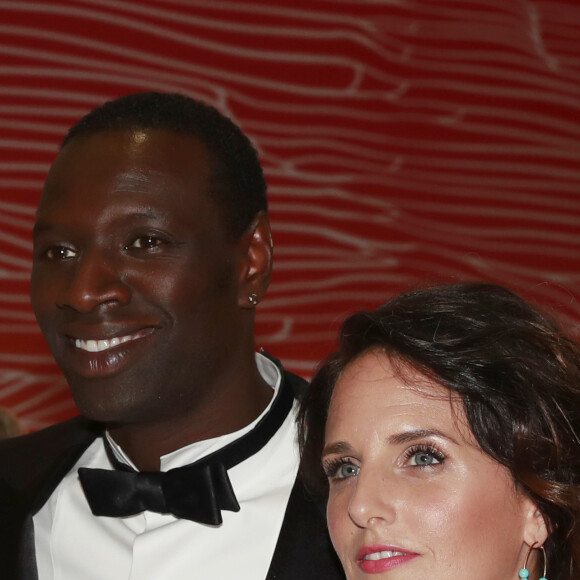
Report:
106,365,274,471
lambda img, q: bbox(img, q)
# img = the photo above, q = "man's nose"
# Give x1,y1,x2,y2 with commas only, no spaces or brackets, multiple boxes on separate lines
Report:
57,249,131,313
347,468,397,529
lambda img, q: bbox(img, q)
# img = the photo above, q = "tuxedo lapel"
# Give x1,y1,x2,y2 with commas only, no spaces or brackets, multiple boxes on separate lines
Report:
0,485,38,580
266,476,344,580
265,367,344,579
0,417,101,580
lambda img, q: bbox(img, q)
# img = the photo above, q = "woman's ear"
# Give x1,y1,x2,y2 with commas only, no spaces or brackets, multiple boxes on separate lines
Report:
236,211,273,309
522,498,549,547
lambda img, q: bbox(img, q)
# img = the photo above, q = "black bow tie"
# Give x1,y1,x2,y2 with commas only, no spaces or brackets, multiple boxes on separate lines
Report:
78,368,294,525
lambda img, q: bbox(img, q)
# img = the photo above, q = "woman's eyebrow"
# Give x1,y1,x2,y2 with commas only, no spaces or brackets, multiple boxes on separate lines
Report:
388,428,459,446
322,441,354,457
322,429,461,457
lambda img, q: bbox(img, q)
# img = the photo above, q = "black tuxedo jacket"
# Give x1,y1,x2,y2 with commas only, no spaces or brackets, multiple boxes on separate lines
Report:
0,371,344,580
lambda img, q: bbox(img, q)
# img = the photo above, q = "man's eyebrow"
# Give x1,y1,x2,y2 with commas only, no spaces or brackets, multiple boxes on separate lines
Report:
32,220,52,236
388,428,459,446
115,209,162,220
32,209,162,236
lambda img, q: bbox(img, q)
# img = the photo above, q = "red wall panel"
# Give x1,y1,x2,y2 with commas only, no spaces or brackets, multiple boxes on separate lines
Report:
1,0,579,431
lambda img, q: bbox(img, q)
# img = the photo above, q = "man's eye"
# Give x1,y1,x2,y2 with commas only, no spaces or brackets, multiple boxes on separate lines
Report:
128,236,164,250
45,247,76,260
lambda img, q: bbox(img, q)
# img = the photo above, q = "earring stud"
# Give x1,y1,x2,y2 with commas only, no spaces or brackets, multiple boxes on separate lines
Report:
248,294,258,306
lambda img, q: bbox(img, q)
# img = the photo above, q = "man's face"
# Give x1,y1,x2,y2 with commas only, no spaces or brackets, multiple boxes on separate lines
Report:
31,128,251,426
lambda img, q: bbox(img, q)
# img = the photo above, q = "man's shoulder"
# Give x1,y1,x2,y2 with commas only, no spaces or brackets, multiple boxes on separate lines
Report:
0,416,100,482
0,415,97,452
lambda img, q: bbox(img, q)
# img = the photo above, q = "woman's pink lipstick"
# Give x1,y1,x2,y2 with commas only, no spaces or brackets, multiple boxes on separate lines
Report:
356,545,418,574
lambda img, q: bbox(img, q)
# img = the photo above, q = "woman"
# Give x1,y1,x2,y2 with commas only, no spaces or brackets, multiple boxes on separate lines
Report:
300,283,579,580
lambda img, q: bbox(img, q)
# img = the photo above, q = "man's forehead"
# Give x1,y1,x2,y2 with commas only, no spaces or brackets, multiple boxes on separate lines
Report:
36,129,217,222
44,129,212,191
58,127,210,159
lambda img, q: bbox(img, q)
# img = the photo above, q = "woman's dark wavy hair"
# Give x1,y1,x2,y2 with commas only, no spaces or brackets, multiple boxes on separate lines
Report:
299,282,580,580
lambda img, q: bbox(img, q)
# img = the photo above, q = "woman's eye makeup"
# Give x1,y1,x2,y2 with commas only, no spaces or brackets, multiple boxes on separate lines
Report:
322,442,446,482
403,444,446,468
323,457,360,480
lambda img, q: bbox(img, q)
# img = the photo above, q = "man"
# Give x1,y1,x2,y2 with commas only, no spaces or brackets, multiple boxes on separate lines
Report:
0,92,343,579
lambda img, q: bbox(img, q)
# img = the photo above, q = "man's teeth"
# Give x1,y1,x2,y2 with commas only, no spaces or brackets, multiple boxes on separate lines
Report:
75,335,135,353
364,551,405,561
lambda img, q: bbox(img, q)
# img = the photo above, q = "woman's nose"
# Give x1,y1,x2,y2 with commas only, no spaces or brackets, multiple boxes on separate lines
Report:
347,469,397,529
57,249,131,313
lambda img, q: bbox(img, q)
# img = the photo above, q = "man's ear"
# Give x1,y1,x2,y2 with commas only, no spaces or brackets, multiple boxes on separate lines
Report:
237,211,273,309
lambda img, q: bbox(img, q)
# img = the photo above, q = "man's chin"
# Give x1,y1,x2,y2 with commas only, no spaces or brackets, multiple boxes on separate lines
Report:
67,380,145,425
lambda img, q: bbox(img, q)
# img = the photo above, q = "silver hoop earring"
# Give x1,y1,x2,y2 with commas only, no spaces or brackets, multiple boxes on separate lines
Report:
518,543,547,580
248,294,258,306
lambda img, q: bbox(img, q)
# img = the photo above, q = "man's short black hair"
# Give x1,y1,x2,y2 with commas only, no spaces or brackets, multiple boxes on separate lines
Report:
63,92,267,240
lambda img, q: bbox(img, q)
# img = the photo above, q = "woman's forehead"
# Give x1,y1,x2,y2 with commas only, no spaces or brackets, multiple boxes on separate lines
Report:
326,350,472,444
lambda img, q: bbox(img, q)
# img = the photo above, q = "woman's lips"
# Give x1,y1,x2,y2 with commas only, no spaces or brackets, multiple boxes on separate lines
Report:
364,549,405,561
356,545,418,574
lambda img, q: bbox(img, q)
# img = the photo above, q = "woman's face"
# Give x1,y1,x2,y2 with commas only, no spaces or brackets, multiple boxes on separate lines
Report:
323,349,544,580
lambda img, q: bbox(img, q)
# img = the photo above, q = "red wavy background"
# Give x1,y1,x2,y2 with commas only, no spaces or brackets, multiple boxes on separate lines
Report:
1,0,579,432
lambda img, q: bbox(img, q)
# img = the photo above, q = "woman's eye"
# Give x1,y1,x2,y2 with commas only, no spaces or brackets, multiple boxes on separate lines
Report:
324,459,360,480
337,463,360,479
408,451,442,467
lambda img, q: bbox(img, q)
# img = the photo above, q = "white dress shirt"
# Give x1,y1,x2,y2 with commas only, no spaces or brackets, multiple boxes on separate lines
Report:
33,354,300,580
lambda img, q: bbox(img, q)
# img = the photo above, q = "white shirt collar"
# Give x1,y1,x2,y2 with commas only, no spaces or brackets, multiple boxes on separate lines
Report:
106,352,282,471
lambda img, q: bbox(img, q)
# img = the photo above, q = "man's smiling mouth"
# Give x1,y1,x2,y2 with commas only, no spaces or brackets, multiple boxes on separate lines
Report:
73,329,155,353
